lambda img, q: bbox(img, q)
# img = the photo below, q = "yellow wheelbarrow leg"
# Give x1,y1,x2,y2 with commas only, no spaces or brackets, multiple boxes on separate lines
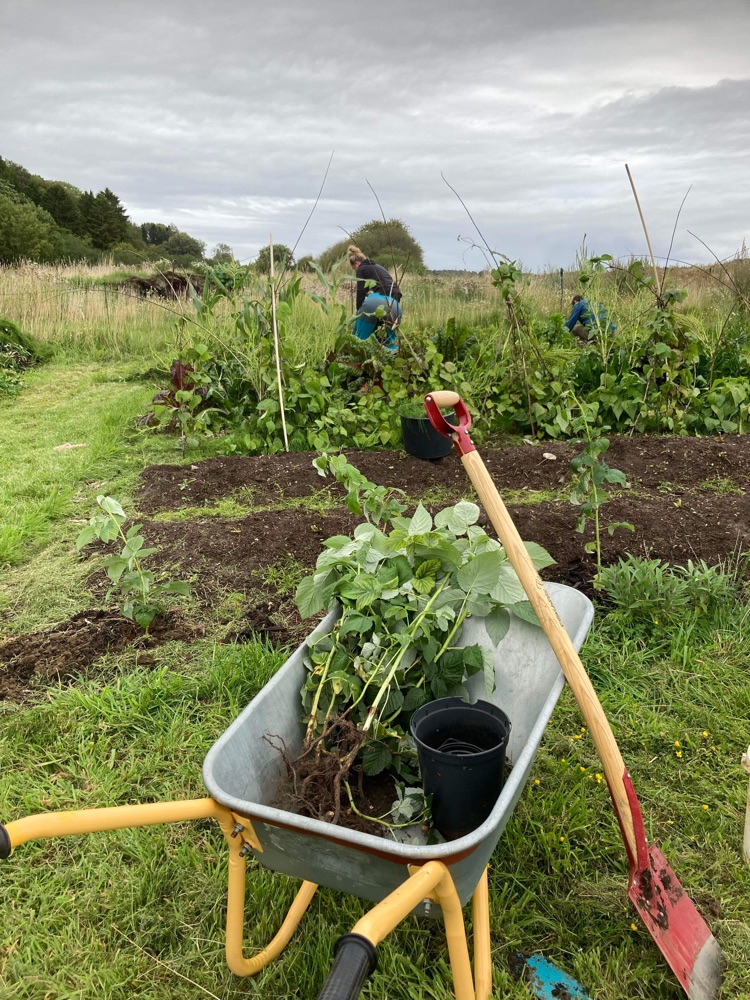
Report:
318,861,482,1000
223,818,318,977
1,799,318,979
472,868,492,1000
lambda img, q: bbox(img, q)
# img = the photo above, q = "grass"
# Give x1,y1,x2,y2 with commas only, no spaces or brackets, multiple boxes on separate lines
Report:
0,601,748,998
0,362,221,631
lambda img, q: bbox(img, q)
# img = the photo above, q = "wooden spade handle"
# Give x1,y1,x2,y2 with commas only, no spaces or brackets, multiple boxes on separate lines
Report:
461,448,637,855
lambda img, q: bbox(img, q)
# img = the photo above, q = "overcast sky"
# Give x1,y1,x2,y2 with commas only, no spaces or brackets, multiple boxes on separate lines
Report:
1,0,748,270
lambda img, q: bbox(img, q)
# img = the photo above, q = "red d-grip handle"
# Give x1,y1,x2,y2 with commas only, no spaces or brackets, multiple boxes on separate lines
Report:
423,391,476,456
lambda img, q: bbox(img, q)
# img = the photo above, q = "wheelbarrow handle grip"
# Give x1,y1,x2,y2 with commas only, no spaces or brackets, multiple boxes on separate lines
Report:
317,933,377,1000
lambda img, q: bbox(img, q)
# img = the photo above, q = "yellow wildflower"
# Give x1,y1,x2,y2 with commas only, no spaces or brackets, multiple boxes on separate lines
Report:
630,923,638,931
702,805,709,811
675,751,683,758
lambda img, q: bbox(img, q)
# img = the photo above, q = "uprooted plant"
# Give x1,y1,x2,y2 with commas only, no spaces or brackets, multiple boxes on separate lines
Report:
284,464,553,832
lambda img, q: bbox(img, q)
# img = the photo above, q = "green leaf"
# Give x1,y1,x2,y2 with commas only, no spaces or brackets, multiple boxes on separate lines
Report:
402,687,429,713
457,550,503,595
489,565,525,605
523,541,556,570
434,501,480,535
461,644,484,676
162,580,190,596
482,646,496,697
338,573,382,607
296,575,325,618
408,504,432,535
339,614,374,637
362,743,392,776
105,556,128,583
412,576,436,595
97,495,126,520
512,602,542,627
484,607,510,646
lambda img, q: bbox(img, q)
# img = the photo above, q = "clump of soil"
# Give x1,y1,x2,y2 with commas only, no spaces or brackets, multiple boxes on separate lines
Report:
0,610,200,701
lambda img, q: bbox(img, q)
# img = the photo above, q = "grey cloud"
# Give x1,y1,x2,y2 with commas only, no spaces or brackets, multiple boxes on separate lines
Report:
1,0,748,268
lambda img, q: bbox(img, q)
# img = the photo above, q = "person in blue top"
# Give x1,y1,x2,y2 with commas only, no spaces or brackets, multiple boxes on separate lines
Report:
564,295,615,342
348,244,403,351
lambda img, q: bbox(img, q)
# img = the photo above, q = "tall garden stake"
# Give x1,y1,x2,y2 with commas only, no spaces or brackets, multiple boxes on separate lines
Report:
269,234,289,451
423,389,725,1000
625,164,663,301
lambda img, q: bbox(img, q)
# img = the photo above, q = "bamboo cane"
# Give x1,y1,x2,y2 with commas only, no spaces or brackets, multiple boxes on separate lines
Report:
269,235,289,451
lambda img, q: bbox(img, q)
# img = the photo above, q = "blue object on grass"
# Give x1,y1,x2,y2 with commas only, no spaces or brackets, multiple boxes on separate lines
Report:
519,953,591,999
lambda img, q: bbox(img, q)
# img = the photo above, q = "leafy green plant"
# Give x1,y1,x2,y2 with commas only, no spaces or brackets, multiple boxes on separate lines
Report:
597,554,741,633
568,403,633,577
76,496,190,628
313,452,407,524
291,463,553,827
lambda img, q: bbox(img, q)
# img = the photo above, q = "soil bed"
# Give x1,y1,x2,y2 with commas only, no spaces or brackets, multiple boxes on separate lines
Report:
137,434,750,513
0,610,200,701
4,434,748,701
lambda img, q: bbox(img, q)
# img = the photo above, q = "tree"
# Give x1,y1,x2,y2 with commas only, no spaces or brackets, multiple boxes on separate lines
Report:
162,231,206,266
39,182,81,234
210,242,234,264
317,219,425,274
0,196,61,262
141,222,176,246
255,243,294,274
79,188,130,250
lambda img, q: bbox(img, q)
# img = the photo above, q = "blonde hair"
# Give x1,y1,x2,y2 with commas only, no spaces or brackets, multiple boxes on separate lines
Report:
348,245,366,266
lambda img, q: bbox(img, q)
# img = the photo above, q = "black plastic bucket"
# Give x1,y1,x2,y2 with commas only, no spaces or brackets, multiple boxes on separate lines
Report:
400,413,457,461
410,698,511,841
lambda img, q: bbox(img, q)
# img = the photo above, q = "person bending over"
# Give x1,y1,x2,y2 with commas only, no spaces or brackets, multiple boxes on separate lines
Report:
564,295,615,342
348,245,403,351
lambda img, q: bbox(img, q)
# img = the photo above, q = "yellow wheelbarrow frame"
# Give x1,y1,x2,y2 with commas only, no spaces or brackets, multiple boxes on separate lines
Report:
1,797,490,999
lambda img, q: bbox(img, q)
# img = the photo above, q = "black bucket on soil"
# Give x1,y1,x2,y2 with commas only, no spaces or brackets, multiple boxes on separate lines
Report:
400,413,457,460
410,697,511,841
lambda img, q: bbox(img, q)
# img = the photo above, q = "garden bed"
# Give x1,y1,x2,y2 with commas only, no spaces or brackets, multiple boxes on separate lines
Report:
1,434,747,701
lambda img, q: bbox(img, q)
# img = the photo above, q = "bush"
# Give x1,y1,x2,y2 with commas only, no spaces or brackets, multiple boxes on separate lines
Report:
597,555,741,631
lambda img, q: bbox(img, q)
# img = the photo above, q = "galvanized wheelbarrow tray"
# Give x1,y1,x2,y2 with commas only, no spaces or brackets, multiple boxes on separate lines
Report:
1,583,593,1000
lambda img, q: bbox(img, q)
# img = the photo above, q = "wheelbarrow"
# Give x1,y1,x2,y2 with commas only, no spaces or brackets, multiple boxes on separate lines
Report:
1,585,593,999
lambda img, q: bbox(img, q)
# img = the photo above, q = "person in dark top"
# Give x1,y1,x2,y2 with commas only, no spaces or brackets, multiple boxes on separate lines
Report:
564,294,615,342
348,245,403,350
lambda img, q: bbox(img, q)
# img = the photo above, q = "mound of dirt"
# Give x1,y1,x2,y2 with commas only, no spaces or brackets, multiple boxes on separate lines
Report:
0,610,201,701
137,435,750,514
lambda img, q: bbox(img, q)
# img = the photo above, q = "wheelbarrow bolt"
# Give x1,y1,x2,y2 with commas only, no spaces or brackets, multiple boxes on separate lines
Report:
238,843,252,858
230,822,244,838
422,898,432,916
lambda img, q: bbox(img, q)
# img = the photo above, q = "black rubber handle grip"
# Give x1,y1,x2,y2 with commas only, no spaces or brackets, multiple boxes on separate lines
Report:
316,933,377,1000
0,824,11,859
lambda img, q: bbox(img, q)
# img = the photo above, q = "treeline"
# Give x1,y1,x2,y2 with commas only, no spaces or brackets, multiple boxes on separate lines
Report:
0,157,219,266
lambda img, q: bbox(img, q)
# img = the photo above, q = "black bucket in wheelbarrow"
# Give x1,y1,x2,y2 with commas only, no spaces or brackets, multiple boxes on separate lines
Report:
410,698,511,841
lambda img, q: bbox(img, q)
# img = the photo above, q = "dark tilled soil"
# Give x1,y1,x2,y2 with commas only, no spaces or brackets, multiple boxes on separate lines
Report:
4,435,748,701
137,435,750,513
0,611,201,701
